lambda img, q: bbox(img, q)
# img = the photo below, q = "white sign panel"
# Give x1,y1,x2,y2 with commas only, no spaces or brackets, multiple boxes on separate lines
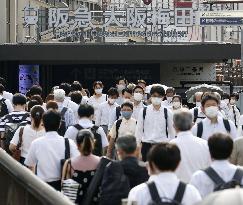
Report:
200,11,243,18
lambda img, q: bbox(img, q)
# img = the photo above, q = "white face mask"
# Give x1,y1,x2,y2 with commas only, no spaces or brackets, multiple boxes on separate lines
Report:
167,97,173,103
151,97,162,106
223,99,230,104
173,102,181,109
95,88,103,95
196,102,201,107
230,99,236,105
117,84,125,92
134,93,143,102
205,106,218,118
108,98,116,105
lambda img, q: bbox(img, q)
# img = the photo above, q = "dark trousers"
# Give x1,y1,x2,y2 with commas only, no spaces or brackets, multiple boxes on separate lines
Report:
47,180,61,191
141,142,156,162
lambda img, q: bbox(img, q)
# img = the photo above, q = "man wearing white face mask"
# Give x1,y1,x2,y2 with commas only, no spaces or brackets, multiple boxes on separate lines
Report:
191,92,237,140
135,85,175,162
95,88,119,134
108,88,133,130
132,85,146,121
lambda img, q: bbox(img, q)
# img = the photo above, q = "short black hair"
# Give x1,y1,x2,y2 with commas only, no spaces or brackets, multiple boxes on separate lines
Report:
29,85,42,96
69,91,82,105
0,84,5,94
42,110,61,132
121,102,133,110
116,135,137,154
147,143,181,172
208,133,233,160
150,85,165,96
166,87,175,94
12,93,27,106
117,76,128,85
78,104,94,118
107,87,119,98
0,77,6,87
221,93,230,100
230,93,239,100
201,92,220,107
27,100,40,112
93,81,103,88
31,95,43,105
122,88,133,95
59,83,71,96
71,81,82,91
133,85,144,94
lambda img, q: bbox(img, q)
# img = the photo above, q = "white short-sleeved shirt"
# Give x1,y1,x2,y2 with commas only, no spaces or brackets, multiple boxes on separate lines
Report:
3,91,13,102
135,104,175,144
190,160,243,198
170,131,211,183
88,94,107,121
10,125,45,158
237,115,243,137
63,97,79,121
57,102,76,127
25,131,79,182
128,172,201,205
95,101,118,126
64,118,109,148
132,102,145,121
109,117,137,139
191,116,237,140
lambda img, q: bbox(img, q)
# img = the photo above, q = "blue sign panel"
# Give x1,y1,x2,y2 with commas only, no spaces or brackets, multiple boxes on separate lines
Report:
200,18,243,25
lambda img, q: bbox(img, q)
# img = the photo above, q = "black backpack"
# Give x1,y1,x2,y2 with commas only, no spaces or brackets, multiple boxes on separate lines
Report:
0,98,9,118
57,107,68,136
73,124,103,156
193,108,205,123
3,113,29,154
197,119,230,138
204,167,243,191
99,161,130,205
143,107,168,137
147,181,186,205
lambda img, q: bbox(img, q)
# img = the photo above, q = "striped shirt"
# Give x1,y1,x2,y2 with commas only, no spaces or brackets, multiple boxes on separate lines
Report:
0,111,31,132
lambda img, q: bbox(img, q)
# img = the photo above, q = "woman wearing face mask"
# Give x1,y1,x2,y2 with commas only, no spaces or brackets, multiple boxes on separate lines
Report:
132,85,146,121
171,95,182,111
88,81,107,121
106,102,137,159
191,92,237,141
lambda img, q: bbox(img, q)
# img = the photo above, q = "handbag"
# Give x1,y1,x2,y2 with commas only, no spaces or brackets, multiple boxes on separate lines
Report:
12,127,24,161
62,160,80,203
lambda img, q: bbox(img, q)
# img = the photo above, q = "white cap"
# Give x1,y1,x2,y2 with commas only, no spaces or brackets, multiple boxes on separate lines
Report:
54,89,65,102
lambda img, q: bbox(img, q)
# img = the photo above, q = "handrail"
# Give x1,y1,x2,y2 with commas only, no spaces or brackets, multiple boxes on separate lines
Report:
0,148,74,205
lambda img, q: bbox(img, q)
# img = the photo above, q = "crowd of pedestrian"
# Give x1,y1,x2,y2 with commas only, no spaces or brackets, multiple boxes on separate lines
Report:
0,76,243,205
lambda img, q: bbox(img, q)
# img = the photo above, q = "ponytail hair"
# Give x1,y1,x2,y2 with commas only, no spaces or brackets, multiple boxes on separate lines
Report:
76,129,94,156
30,105,45,129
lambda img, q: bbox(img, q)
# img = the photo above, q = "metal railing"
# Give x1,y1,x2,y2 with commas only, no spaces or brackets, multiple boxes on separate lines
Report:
0,149,74,205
